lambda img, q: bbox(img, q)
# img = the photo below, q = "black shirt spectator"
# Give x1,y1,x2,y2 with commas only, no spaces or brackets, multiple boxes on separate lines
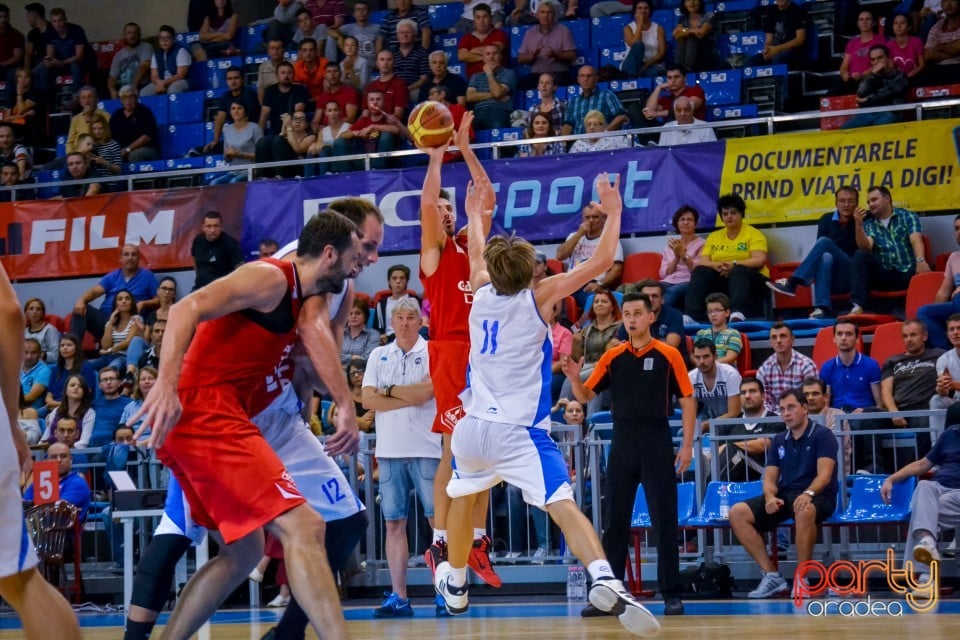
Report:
218,85,261,126
816,209,857,256
191,212,244,290
110,99,160,159
261,82,311,135
417,73,468,105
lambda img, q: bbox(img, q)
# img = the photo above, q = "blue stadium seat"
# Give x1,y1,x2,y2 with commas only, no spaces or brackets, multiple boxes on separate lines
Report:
126,159,167,174
473,129,493,160
240,24,268,54
204,121,215,144
188,61,209,91
490,127,523,144
826,475,916,524
721,30,765,64
164,123,205,158
509,25,534,60
55,136,66,157
714,0,758,35
608,78,653,94
448,62,466,79
165,157,206,171
574,48,598,68
320,399,333,433
428,2,462,31
742,64,788,115
708,103,759,121
175,32,201,46
591,15,632,49
433,33,460,50
686,480,763,527
140,94,170,126
566,19,591,49
652,9,678,35
598,46,627,69
34,170,59,199
630,481,697,528
729,319,772,341
696,69,743,106
98,98,121,116
168,90,205,124
782,317,835,339
206,57,244,91
370,10,388,24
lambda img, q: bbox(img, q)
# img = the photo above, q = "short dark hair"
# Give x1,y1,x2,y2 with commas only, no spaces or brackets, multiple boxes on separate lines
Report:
300,37,317,49
705,292,730,309
693,337,716,354
621,291,652,312
203,211,222,221
671,205,699,231
226,66,243,77
833,319,859,337
779,388,806,406
836,186,859,201
800,376,826,393
717,193,747,216
388,264,411,280
0,4,10,15
277,60,294,72
869,43,891,58
474,2,492,14
439,188,451,201
328,196,385,225
634,278,662,293
24,3,44,17
114,424,134,437
159,24,176,37
664,63,687,76
948,313,960,326
260,237,279,249
770,321,793,336
296,8,312,19
740,375,763,394
297,210,357,258
868,185,892,200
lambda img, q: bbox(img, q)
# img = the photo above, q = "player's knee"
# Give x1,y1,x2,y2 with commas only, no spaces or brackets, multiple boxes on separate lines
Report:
728,502,751,525
275,505,327,544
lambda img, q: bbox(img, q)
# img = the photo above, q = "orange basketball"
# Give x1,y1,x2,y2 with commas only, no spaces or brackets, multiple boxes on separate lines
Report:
408,100,455,148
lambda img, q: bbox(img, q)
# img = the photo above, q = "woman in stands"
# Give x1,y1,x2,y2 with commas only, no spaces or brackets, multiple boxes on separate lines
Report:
143,277,177,339
569,110,630,153
620,0,666,78
527,72,566,132
306,101,349,177
89,116,123,191
44,334,97,414
659,205,704,312
90,289,142,375
673,0,714,72
119,367,157,439
340,298,380,366
255,111,317,178
560,290,623,416
322,356,376,434
23,298,58,365
832,10,887,95
888,13,926,81
209,101,263,184
41,373,96,448
518,112,565,157
340,36,370,90
192,0,240,61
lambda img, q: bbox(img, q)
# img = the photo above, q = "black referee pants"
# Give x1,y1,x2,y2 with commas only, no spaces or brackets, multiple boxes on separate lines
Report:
601,428,681,600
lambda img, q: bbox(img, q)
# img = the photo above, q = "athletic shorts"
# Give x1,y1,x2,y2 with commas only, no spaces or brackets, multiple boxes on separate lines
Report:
428,339,470,434
157,386,306,545
0,440,37,578
741,492,837,532
154,474,207,545
448,415,574,509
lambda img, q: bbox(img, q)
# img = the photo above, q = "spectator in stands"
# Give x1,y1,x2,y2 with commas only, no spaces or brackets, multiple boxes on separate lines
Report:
65,86,110,155
24,443,91,521
4,67,43,137
657,96,716,145
695,292,742,366
41,7,91,103
313,64,359,130
881,404,960,590
819,320,882,410
0,161,17,200
562,291,623,415
50,416,77,448
108,22,153,99
757,323,818,414
135,319,164,370
568,111,630,152
263,0,301,47
840,45,909,129
888,13,926,81
111,85,160,162
141,25,191,96
208,101,263,184
643,64,706,122
562,65,628,136
731,388,838,599
714,376,779,482
802,377,849,471
339,35,370,91
849,185,928,316
527,72,566,131
57,152,99,198
377,0,431,53
673,0,714,72
548,298,574,402
70,244,159,342
20,337,50,413
89,289,142,378
42,372,96,447
191,0,240,61
931,314,960,433
203,66,262,154
306,100,349,176
752,0,807,68
336,2,379,72
326,356,376,434
258,110,316,178
259,238,279,257
658,205,703,312
373,265,418,336
365,50,410,120
455,0,506,33
0,123,31,184
187,0,213,32
257,39,286,104
292,8,334,61
341,297,380,365
119,366,157,438
294,37,329,104
0,4,23,82
466,44,517,129
505,0,539,26
620,0,667,78
518,111,564,156
924,0,960,85
767,186,859,319
458,3,509,79
684,193,769,322
616,279,688,364
332,89,399,171
89,366,132,448
89,116,123,189
259,60,310,135
391,19,430,101
304,0,347,30
517,2,576,88
418,51,467,105
45,334,96,414
918,215,960,350
23,3,50,72
690,337,742,433
589,0,631,18
555,202,624,308
191,211,243,290
832,11,887,95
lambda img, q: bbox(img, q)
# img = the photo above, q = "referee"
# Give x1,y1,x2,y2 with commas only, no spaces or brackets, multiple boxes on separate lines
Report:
563,291,696,617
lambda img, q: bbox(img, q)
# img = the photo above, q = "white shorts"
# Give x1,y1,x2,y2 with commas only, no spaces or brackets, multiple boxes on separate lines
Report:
448,416,574,509
0,439,38,578
154,474,206,545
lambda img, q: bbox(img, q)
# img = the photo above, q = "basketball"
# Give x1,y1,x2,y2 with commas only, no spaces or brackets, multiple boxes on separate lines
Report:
408,101,455,148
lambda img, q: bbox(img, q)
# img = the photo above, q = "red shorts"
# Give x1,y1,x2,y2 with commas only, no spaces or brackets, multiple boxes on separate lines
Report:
428,340,470,434
157,386,306,544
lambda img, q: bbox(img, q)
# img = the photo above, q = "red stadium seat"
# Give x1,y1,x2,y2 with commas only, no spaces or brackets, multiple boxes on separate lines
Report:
769,262,813,311
935,252,951,273
736,333,752,375
60,314,99,354
867,235,932,309
812,326,864,368
620,252,662,285
905,271,945,320
546,258,565,275
868,322,904,366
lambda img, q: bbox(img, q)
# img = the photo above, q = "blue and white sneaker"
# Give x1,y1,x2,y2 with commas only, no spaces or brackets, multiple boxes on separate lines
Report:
588,576,661,637
372,592,414,618
434,561,469,615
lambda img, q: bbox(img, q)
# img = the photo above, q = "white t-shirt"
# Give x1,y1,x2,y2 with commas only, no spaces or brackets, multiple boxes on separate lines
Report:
689,362,742,420
363,336,440,459
321,121,350,146
936,349,960,400
658,118,717,147
563,231,624,272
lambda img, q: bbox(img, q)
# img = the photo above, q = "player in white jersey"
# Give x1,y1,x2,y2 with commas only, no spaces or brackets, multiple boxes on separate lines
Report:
0,261,82,640
433,174,661,637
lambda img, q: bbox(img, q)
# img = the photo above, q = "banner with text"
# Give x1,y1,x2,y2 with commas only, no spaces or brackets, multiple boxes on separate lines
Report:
720,119,960,222
0,184,245,281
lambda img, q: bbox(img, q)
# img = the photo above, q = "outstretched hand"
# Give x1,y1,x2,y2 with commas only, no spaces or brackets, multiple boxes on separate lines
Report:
464,178,493,222
592,173,622,218
454,111,474,152
560,354,584,380
130,381,182,449
325,407,361,457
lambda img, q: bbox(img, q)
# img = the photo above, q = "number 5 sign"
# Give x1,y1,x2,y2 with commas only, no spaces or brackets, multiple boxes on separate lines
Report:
32,461,60,505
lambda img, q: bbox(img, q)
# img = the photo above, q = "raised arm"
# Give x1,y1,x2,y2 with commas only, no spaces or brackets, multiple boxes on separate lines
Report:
418,139,451,278
466,178,494,293
0,261,29,475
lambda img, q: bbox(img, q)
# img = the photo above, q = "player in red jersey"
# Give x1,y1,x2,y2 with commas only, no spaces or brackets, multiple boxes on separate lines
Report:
419,112,502,592
132,212,360,640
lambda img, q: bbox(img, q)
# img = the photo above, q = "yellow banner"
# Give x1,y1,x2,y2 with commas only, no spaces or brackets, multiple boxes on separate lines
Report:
720,119,960,223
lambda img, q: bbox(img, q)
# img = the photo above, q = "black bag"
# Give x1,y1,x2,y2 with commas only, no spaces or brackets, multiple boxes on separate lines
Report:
678,562,735,598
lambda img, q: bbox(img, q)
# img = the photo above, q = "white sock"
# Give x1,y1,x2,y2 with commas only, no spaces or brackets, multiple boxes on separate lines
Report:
433,529,447,544
449,564,468,588
473,528,486,540
587,559,614,581
767,571,782,578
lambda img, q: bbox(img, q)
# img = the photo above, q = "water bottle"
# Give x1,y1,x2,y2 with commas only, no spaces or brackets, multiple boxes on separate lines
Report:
719,484,730,520
567,566,587,601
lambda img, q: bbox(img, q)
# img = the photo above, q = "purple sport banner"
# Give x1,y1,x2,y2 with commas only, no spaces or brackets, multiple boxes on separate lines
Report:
240,141,726,256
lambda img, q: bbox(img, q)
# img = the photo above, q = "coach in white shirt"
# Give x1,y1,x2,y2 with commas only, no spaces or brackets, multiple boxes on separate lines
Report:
362,297,441,617
658,96,717,147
